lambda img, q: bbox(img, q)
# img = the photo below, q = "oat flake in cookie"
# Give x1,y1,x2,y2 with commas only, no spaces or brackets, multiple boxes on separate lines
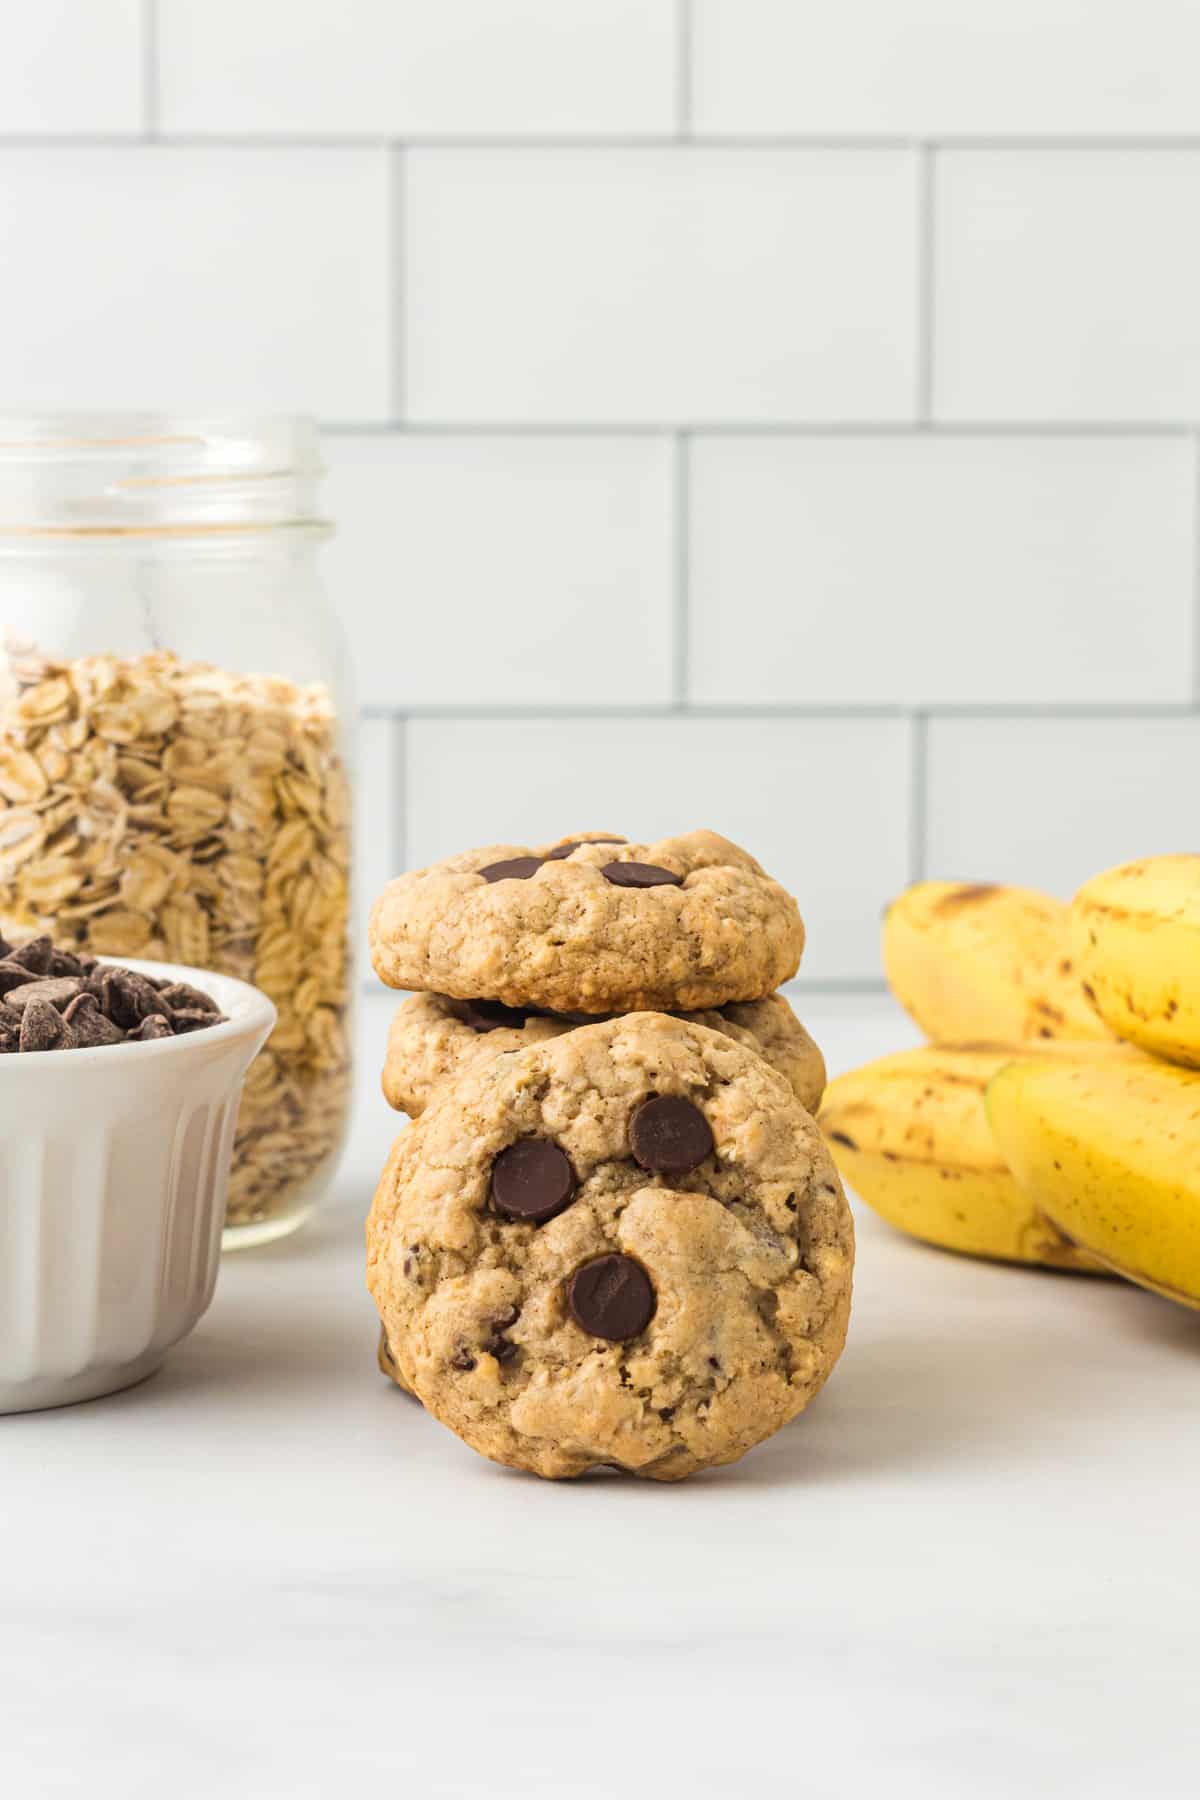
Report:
366,1013,853,1481
368,830,805,1015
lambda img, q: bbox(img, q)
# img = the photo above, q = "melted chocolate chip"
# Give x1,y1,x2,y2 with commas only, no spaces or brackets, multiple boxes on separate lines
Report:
630,1095,714,1174
478,856,543,884
568,1255,656,1342
600,861,683,889
459,998,537,1034
450,1348,477,1372
491,1139,576,1224
545,836,627,860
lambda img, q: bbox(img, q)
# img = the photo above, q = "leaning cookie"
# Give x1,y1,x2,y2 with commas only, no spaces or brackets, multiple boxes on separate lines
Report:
382,991,827,1119
367,1013,853,1481
368,830,804,1015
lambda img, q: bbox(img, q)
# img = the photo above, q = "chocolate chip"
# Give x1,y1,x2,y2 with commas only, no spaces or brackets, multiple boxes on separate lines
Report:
478,856,543,883
61,992,125,1046
568,1255,656,1342
127,1014,173,1041
491,1139,576,1223
0,1010,19,1048
156,980,220,1016
170,1008,220,1033
600,861,683,889
545,836,627,860
458,998,536,1034
19,998,76,1053
490,1337,519,1364
630,1095,714,1174
3,976,85,1013
492,1304,521,1329
0,958,37,996
48,948,85,977
450,1348,477,1372
95,969,173,1030
8,935,54,974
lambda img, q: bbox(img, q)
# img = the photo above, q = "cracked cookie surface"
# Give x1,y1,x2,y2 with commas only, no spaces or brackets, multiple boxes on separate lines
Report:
366,1013,853,1480
368,830,805,1014
383,990,827,1119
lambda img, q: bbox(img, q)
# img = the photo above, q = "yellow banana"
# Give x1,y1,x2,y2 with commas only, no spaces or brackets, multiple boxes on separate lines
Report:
1071,854,1200,1068
987,1053,1200,1310
819,1044,1120,1271
883,880,1109,1044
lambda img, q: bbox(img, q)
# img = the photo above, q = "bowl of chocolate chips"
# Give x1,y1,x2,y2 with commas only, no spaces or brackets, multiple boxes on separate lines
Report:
0,935,275,1414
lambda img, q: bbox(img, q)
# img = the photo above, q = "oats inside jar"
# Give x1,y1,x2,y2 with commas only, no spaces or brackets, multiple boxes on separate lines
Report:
0,646,352,1232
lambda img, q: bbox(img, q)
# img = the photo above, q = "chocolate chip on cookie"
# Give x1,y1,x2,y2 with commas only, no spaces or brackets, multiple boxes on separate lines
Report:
490,1138,576,1223
478,856,543,884
568,1255,656,1342
457,998,538,1034
600,861,683,889
630,1095,714,1174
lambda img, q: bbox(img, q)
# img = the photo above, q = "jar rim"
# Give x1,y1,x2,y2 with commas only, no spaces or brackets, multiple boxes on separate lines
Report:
0,415,330,538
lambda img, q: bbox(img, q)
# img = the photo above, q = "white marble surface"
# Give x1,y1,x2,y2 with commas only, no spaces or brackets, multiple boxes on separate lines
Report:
3,994,1198,1799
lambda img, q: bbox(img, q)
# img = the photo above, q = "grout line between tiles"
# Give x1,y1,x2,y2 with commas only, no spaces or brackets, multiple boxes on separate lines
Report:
916,146,936,424
359,702,1200,723
11,131,1200,151
320,419,1200,440
672,433,690,707
908,712,929,883
675,0,693,139
141,0,159,139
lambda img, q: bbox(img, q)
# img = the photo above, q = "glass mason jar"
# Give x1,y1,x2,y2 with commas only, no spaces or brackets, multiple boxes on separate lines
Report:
0,418,353,1248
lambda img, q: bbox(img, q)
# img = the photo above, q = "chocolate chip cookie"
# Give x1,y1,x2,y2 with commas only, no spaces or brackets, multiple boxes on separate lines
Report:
382,990,827,1120
368,831,805,1015
367,1013,853,1480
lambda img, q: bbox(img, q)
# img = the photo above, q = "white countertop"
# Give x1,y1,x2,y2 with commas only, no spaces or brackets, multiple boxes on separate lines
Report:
3,993,1198,1799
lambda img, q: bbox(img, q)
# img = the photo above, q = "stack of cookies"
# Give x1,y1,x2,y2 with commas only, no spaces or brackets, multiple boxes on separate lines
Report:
366,830,854,1481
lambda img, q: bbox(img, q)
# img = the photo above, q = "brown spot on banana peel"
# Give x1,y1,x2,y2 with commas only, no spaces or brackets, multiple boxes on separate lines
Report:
931,882,1003,914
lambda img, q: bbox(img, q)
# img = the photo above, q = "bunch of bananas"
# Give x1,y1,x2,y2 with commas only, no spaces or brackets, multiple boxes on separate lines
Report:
819,857,1200,1309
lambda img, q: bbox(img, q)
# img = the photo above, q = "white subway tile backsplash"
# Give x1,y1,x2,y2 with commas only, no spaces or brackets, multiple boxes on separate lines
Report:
323,434,674,708
926,717,1200,898
0,1,143,136
354,717,400,970
935,152,1200,422
405,150,920,423
158,0,675,138
692,0,1200,138
0,149,389,417
403,716,913,981
689,436,1196,707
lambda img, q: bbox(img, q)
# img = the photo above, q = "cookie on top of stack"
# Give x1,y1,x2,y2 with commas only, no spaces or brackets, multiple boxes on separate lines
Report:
366,829,853,1480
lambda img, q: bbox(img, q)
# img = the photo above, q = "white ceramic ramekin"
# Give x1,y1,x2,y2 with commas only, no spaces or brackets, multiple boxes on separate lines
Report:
0,959,275,1414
